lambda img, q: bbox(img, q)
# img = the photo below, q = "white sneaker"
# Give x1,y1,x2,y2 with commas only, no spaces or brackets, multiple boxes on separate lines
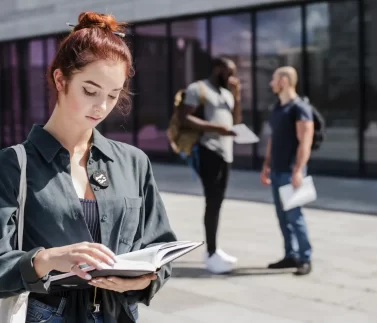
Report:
204,249,238,264
205,251,233,274
216,249,238,264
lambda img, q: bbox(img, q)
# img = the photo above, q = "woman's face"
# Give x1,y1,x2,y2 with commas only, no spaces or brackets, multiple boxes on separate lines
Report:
54,59,126,129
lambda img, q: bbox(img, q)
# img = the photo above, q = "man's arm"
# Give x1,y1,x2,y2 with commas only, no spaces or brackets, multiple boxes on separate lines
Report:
293,120,314,173
228,77,242,124
263,137,271,169
178,105,223,133
260,137,272,185
232,97,242,125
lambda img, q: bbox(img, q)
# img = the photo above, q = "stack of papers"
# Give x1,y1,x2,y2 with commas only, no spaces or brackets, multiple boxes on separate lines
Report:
232,124,260,144
278,176,317,211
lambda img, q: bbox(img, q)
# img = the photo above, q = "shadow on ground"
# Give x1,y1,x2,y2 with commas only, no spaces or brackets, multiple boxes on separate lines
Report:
171,265,296,279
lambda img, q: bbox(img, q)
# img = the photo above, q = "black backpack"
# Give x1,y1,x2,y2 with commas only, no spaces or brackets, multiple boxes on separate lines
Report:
293,97,326,151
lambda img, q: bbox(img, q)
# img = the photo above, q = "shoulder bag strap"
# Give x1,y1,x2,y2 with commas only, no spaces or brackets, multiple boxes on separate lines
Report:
10,144,27,251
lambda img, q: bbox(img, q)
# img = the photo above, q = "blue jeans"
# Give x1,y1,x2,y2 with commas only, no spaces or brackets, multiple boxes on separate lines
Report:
26,298,139,323
270,171,312,262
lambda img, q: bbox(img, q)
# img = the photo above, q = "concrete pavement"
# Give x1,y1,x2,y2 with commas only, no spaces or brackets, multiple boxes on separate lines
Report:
137,164,377,322
151,163,377,215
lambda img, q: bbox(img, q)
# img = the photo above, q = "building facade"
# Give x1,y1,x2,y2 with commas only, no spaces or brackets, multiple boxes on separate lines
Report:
0,0,376,177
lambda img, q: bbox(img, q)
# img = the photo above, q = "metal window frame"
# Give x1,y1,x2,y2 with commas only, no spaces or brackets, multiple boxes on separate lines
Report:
358,0,366,176
0,0,368,178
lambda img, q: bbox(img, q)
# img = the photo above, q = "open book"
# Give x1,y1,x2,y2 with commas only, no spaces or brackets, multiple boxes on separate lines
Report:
50,241,203,287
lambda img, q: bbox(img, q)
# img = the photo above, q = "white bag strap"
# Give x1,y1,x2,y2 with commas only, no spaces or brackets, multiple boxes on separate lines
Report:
10,144,27,251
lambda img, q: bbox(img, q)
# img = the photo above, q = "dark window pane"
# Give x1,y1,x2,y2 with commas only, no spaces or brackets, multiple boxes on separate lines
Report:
134,24,169,152
47,38,56,64
211,13,253,157
101,34,134,145
171,19,208,95
28,40,46,127
255,7,302,158
1,44,13,146
46,37,57,116
364,0,377,174
10,44,23,143
307,2,359,170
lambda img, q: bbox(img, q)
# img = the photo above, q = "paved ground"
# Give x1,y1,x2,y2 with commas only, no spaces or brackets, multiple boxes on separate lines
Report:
139,192,377,323
151,163,377,215
137,164,377,322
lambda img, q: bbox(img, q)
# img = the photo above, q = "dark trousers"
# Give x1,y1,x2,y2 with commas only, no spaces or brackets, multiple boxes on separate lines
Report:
195,145,230,254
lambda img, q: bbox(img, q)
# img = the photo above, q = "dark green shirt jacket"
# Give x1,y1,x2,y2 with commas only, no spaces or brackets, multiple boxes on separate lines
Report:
0,125,177,322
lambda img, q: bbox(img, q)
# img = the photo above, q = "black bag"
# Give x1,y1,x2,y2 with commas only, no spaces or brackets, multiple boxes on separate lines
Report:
292,97,325,151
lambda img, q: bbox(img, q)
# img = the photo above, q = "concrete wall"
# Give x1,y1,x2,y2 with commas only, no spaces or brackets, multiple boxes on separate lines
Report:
0,0,300,42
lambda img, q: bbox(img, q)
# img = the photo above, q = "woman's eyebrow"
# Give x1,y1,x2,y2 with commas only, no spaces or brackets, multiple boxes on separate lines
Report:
84,80,123,91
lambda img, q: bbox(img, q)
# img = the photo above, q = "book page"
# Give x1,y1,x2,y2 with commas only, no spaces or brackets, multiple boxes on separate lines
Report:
156,241,204,268
116,245,161,264
232,124,260,144
278,176,317,211
50,259,155,283
116,241,195,265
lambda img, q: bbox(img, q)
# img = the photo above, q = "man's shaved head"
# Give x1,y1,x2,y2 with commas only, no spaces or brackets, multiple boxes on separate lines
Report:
275,66,298,87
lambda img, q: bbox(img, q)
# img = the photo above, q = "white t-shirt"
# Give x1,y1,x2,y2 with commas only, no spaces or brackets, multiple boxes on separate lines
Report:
184,79,234,163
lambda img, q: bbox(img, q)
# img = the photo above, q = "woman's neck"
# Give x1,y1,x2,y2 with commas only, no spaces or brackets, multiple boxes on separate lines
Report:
44,107,92,155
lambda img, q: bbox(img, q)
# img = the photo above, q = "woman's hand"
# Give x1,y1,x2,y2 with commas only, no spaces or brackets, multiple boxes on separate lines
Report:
33,242,117,280
88,273,157,293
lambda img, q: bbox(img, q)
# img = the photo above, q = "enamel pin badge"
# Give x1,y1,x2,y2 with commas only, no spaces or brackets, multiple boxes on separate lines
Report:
92,170,109,188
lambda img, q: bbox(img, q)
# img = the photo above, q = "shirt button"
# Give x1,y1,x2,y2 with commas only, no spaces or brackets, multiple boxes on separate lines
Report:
74,212,80,219
94,186,100,191
101,215,108,222
88,159,94,165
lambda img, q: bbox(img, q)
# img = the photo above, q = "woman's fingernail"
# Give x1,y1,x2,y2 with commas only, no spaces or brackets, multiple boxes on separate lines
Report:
85,274,92,280
97,263,105,270
108,259,115,267
107,278,113,282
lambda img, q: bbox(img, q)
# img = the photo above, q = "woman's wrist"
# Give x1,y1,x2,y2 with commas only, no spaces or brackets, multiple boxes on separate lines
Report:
33,249,53,278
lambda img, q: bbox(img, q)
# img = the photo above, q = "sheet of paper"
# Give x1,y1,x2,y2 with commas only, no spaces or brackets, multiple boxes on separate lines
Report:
232,124,260,144
278,176,317,211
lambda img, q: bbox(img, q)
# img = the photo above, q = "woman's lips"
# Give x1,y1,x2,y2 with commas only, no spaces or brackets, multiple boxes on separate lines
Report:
86,116,101,121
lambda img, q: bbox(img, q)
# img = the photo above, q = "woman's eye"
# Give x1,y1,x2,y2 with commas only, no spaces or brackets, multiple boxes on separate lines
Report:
83,88,96,96
109,95,117,100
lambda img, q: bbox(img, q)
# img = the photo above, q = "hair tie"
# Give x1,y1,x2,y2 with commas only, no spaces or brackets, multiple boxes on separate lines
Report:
66,22,125,38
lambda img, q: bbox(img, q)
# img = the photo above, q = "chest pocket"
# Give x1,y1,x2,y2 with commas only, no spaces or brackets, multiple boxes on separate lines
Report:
118,196,143,254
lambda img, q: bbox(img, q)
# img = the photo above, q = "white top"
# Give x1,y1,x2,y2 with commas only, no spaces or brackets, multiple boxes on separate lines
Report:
184,79,234,163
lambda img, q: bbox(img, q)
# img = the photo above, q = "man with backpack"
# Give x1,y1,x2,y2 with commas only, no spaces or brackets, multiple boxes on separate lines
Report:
260,66,321,276
177,57,242,274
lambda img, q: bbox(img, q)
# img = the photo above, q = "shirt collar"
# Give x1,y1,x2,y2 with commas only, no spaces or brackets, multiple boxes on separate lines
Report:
91,128,114,162
27,125,114,163
27,125,63,163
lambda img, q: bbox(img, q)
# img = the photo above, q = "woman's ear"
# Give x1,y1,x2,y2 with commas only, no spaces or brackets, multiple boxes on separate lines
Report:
53,69,66,92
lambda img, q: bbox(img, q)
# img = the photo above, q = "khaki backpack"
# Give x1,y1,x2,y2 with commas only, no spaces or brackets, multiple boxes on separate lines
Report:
167,81,206,158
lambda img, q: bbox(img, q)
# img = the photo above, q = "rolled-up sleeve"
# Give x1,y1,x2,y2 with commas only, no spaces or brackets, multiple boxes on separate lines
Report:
0,148,49,298
183,82,200,108
295,102,313,121
128,154,177,306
